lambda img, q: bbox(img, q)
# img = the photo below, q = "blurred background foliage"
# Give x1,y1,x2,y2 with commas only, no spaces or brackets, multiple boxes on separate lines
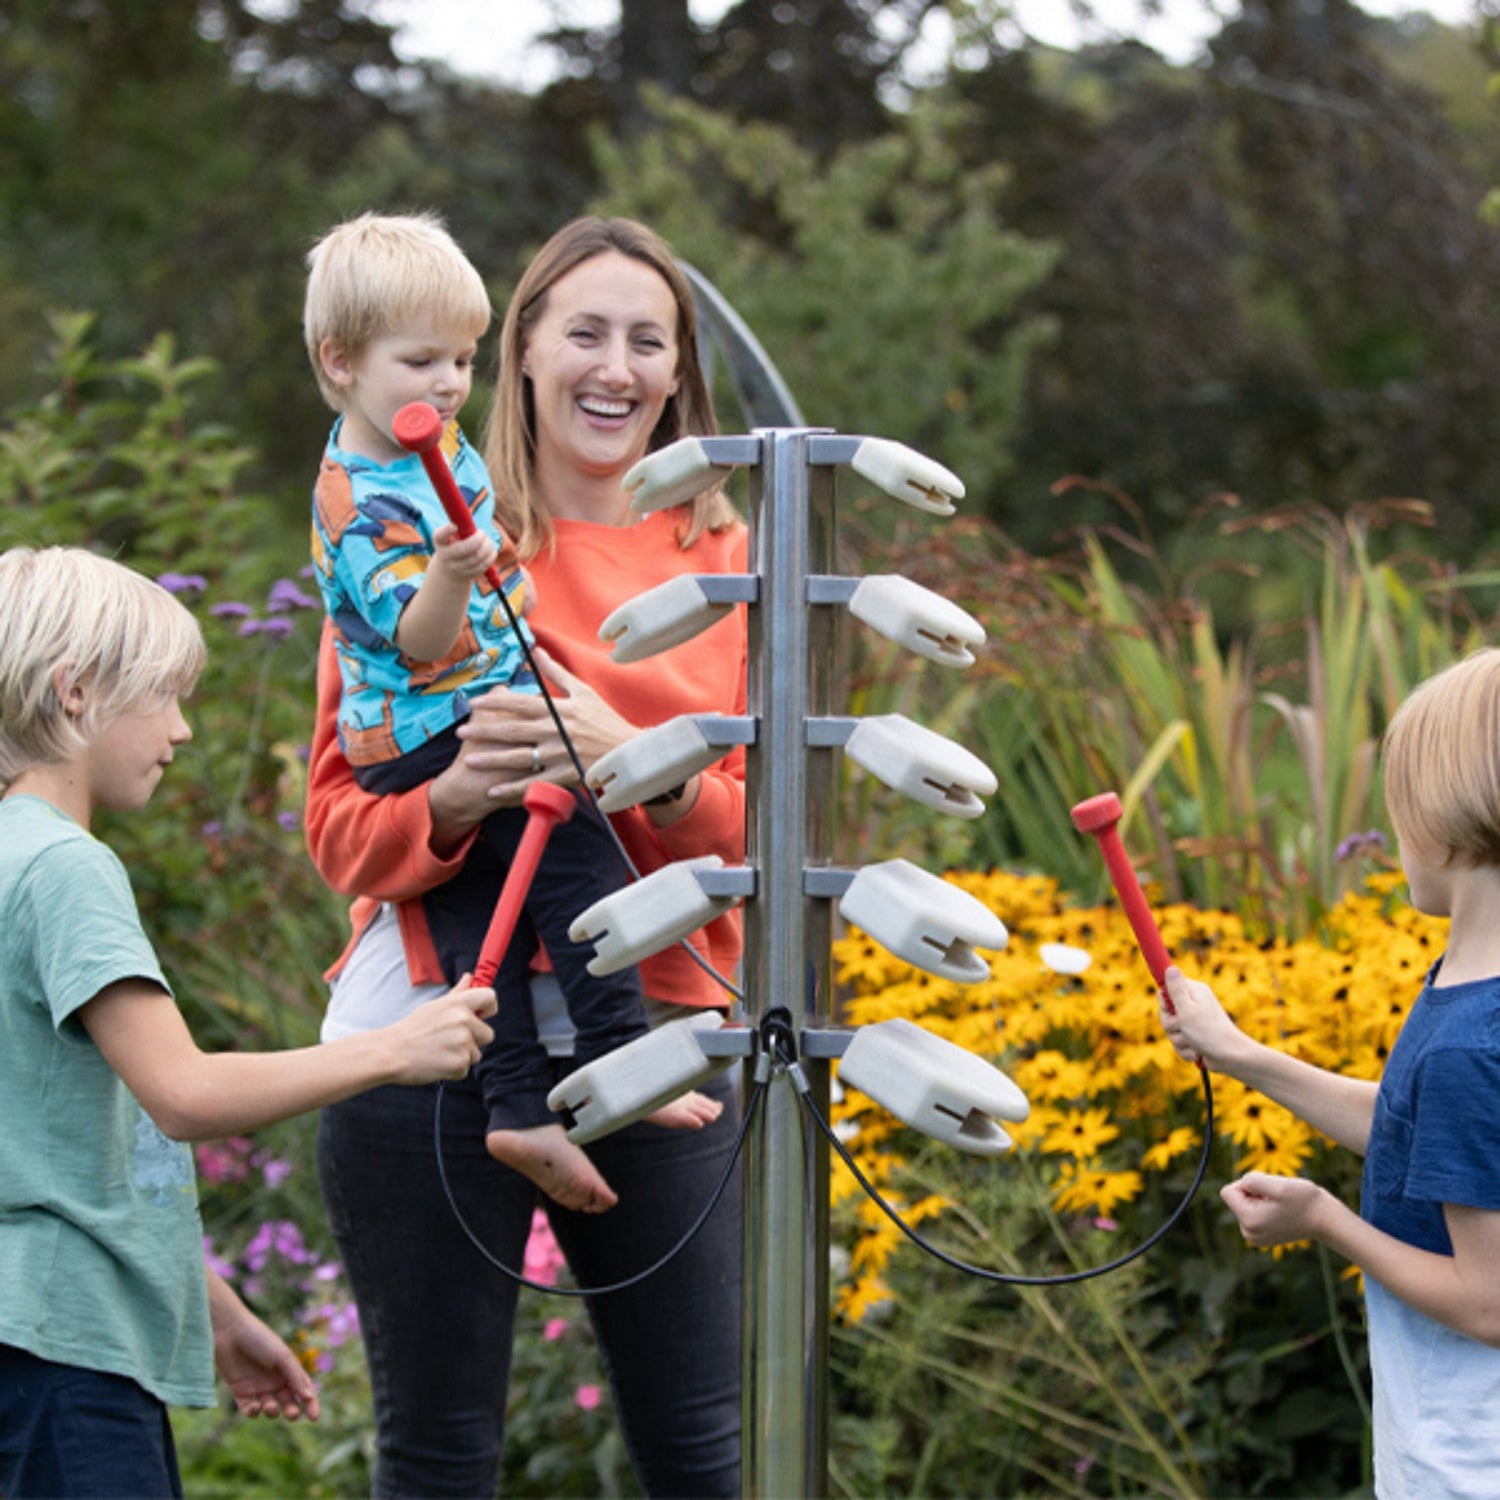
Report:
4,0,1500,564
6,0,1500,1494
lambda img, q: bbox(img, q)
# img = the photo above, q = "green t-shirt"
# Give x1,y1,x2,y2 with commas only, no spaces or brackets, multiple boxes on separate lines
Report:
0,795,213,1407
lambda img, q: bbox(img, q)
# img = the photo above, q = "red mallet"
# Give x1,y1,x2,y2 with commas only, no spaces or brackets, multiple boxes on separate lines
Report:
473,783,578,988
1070,791,1175,1010
392,401,508,596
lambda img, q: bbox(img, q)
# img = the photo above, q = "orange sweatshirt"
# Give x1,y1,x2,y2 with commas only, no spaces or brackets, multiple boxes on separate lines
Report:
304,509,748,1010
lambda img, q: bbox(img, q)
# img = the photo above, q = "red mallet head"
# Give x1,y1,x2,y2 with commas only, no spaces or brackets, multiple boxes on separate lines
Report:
523,781,577,824
392,401,444,455
1070,791,1123,836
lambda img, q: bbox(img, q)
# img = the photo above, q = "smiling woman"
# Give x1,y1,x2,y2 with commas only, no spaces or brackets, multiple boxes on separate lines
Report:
304,215,750,1498
520,252,682,520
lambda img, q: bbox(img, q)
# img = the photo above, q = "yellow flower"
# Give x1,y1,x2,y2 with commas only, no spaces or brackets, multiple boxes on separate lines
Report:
1041,1106,1120,1160
835,1272,892,1323
1052,1164,1144,1217
1141,1127,1200,1170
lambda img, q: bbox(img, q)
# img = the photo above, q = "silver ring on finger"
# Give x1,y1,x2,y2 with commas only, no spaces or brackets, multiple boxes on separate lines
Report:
530,744,544,774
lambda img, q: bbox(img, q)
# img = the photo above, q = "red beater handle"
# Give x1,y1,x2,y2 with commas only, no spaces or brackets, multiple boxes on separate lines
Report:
1070,792,1175,1004
472,783,578,988
392,401,507,595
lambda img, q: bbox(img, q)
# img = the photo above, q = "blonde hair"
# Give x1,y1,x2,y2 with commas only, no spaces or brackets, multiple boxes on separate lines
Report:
1382,648,1500,869
481,216,737,561
0,547,205,789
303,211,493,409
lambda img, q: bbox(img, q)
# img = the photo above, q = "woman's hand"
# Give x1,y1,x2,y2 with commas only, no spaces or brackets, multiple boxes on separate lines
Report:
446,646,640,809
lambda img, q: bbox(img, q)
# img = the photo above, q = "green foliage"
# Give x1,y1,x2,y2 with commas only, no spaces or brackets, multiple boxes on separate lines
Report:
590,89,1058,508
846,490,1496,935
0,312,343,1044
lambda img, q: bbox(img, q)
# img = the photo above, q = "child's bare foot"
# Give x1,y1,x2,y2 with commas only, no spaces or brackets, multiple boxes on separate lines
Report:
486,1123,618,1212
647,1089,723,1131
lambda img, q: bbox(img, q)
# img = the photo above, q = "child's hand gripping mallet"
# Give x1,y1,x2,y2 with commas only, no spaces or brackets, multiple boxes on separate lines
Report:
392,400,510,596
1070,791,1191,1036
472,783,577,988
391,399,569,984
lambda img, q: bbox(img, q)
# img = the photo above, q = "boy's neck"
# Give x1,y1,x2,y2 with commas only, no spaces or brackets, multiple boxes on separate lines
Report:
1433,863,1500,986
336,411,408,467
3,763,92,828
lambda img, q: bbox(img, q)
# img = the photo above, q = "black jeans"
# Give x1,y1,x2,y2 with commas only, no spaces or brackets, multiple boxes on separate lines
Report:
358,725,647,1131
316,1065,742,1499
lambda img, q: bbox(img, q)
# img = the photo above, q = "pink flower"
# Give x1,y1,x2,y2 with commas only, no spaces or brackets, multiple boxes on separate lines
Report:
196,1137,254,1184
544,1317,570,1342
575,1383,602,1411
522,1210,565,1286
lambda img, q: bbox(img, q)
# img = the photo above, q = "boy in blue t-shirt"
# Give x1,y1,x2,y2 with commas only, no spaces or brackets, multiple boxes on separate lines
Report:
0,546,496,1497
304,213,714,1214
1160,648,1500,1498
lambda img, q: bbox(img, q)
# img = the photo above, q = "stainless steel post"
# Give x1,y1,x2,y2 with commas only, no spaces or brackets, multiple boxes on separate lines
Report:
742,429,838,1499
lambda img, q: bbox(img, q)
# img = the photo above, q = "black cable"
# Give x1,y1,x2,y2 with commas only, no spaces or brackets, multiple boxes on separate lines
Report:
793,1060,1215,1288
431,1069,766,1297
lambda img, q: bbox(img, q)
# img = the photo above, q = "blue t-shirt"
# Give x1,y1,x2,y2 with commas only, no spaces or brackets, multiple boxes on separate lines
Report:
310,418,533,768
1361,966,1500,1253
1361,965,1500,1498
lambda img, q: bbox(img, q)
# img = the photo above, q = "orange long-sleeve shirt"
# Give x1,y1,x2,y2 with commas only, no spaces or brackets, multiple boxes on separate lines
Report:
304,509,748,1011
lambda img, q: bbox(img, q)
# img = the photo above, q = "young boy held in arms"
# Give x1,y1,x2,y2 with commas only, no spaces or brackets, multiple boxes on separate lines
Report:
303,212,716,1213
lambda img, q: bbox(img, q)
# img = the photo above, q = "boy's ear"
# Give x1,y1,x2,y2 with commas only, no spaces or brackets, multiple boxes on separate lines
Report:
319,338,358,390
51,663,88,717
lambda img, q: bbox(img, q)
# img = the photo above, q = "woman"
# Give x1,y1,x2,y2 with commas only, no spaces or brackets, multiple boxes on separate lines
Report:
305,217,747,1498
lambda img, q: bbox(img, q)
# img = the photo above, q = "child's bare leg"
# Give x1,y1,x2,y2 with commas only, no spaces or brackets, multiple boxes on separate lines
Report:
646,1089,724,1130
486,1123,618,1213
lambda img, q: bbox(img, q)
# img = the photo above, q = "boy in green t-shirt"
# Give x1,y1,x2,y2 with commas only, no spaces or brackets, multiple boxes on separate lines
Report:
0,546,497,1498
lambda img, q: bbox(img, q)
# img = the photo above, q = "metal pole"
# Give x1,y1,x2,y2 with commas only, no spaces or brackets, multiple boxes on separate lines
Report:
742,429,837,1499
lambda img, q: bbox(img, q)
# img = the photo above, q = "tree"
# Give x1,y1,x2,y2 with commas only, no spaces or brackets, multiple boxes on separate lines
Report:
937,1,1500,554
591,90,1057,505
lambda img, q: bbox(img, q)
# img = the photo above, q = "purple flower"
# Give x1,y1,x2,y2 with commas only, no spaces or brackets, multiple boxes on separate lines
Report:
210,601,252,619
266,578,318,613
203,1236,236,1281
158,572,208,596
244,1219,314,1273
202,820,224,838
253,1149,292,1188
239,617,294,641
1334,829,1388,864
277,810,300,833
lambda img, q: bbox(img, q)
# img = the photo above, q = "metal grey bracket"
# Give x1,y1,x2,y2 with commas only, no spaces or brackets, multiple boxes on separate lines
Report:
800,1028,855,1060
805,435,964,515
569,859,758,975
589,714,759,812
806,574,985,669
805,714,996,818
624,435,764,514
